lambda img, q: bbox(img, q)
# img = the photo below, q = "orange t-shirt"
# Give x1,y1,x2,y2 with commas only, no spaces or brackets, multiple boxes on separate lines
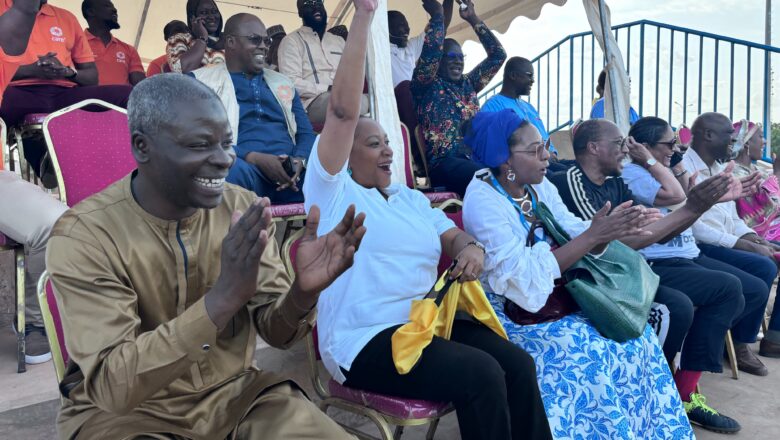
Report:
145,53,168,77
86,30,143,85
0,48,29,169
0,0,95,88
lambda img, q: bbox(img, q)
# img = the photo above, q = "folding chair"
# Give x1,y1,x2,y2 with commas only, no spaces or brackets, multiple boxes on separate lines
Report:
41,99,134,206
281,229,454,440
36,272,68,384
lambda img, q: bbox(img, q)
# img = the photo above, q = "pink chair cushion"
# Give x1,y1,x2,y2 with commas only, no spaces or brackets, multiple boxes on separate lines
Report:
424,192,460,205
22,113,48,126
328,379,451,419
45,106,135,207
45,280,69,366
0,232,13,247
270,203,306,218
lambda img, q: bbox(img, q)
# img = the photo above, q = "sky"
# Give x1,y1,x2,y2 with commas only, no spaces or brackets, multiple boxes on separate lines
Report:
461,0,779,128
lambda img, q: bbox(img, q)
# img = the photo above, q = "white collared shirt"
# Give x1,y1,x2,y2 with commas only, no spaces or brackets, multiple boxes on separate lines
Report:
303,138,456,383
463,172,590,313
278,26,345,107
390,33,424,87
682,147,754,247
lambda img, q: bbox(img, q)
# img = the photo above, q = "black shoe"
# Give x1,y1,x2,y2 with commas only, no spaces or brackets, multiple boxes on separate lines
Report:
759,338,780,358
684,393,741,434
24,325,52,365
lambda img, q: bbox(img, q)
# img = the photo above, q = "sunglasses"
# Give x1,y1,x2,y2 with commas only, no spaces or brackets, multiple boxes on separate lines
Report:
444,52,465,61
232,34,272,47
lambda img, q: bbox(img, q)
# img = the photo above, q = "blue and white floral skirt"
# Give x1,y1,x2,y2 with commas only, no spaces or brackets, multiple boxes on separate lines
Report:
487,293,694,440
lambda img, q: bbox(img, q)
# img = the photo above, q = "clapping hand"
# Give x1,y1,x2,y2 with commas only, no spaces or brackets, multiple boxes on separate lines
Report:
684,173,733,213
294,205,367,297
586,201,658,245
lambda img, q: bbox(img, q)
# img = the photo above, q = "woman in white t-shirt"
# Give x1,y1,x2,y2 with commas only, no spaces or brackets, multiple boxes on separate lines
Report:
623,116,744,432
301,2,551,439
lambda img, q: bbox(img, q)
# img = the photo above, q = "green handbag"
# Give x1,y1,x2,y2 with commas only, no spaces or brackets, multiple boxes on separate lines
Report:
535,202,658,342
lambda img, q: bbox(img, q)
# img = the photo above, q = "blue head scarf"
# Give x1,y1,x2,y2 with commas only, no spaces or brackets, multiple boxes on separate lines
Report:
464,109,523,168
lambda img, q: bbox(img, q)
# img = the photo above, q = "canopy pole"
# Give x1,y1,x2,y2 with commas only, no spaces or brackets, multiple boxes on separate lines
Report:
134,0,153,49
598,0,618,123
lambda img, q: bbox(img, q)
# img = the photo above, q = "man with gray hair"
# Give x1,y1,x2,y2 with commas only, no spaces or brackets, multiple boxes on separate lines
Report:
46,73,363,439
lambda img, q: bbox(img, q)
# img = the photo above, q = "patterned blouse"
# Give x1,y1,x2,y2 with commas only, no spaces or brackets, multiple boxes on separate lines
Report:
166,32,225,73
411,14,506,166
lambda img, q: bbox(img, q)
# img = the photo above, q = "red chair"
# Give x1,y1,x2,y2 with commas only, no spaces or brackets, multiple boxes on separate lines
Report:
42,99,134,207
281,229,454,440
36,272,68,383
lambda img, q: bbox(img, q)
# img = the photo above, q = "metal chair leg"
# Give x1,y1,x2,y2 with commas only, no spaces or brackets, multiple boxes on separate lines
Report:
425,417,441,440
725,330,738,380
393,425,404,440
14,246,26,373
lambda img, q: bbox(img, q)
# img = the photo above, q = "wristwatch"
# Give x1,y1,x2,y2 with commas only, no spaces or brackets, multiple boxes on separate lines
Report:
64,67,77,79
644,158,658,169
466,240,486,255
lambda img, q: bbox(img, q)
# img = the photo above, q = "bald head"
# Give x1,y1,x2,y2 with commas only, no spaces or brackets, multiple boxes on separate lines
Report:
224,13,269,75
573,119,618,154
224,13,264,35
691,112,734,161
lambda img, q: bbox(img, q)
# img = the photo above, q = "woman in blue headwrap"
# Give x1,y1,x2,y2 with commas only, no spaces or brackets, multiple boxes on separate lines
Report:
462,110,695,439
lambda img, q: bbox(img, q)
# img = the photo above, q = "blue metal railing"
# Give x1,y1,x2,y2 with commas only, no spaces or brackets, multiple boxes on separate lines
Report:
478,19,780,147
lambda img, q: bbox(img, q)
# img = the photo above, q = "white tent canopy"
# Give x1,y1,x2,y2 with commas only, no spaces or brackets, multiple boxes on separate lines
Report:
50,0,566,64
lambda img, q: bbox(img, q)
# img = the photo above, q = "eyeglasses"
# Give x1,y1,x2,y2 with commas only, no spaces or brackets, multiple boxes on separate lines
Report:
231,34,272,47
511,138,552,159
599,137,627,149
301,0,324,7
444,52,465,61
512,71,534,81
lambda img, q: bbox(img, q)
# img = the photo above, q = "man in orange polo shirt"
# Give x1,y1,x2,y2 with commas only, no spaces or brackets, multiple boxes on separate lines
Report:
0,0,132,181
146,20,189,77
83,0,144,86
1,0,69,365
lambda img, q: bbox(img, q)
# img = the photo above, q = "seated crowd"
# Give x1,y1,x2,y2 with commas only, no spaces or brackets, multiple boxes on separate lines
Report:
1,0,778,439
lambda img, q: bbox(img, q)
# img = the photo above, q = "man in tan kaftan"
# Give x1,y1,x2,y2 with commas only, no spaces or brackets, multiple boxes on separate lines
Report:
46,73,365,440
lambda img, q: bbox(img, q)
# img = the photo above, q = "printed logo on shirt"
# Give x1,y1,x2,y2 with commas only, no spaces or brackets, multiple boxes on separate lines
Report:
50,26,65,43
116,51,127,63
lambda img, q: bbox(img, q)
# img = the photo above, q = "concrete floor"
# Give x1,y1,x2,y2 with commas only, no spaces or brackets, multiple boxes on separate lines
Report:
0,249,779,439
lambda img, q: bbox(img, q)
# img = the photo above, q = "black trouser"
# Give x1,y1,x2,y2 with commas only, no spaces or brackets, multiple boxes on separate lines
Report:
649,255,745,372
653,285,695,365
429,156,484,197
344,320,552,440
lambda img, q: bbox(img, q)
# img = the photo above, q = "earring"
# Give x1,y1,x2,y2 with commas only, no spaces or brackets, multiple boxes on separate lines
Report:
507,169,516,182
348,167,353,176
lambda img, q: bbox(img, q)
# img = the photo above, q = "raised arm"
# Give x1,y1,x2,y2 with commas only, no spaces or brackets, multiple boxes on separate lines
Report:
626,138,686,206
411,3,445,90
460,0,506,92
317,0,377,175
0,0,39,55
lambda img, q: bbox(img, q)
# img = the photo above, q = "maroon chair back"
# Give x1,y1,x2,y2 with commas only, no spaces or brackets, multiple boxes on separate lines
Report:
43,100,135,207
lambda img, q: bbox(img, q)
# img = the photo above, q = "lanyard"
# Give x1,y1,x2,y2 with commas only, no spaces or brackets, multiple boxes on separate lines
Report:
489,176,545,243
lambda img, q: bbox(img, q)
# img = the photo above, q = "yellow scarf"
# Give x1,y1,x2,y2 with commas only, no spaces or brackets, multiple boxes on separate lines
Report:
391,274,508,374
